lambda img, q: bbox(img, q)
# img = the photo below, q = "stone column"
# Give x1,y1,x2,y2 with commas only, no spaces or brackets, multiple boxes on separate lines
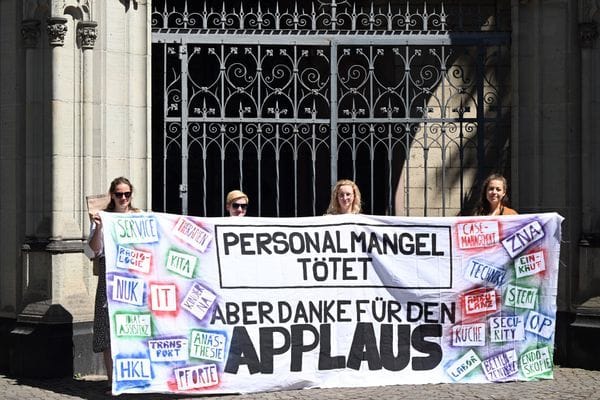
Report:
568,6,600,370
20,17,41,320
21,19,40,49
511,0,582,366
21,17,47,237
78,21,98,205
47,16,67,47
10,15,77,379
576,19,600,301
46,16,69,241
579,21,599,238
8,0,151,378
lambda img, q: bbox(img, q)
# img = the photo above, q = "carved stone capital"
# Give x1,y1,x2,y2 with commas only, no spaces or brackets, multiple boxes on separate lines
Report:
580,21,599,48
77,21,97,49
581,0,600,22
46,16,68,47
21,19,41,48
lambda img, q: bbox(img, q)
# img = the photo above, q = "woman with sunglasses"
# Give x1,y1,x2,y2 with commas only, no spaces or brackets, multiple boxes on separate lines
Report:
85,177,140,394
226,189,249,216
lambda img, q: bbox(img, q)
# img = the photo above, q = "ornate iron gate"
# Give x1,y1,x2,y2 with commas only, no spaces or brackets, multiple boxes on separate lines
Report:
151,0,511,217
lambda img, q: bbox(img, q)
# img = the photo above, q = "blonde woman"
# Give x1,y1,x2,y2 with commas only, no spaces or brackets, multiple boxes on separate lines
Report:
326,179,362,215
225,189,249,216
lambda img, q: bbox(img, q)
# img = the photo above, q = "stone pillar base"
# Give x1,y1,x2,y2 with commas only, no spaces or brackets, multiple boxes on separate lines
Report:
0,317,16,373
567,298,600,370
8,301,104,378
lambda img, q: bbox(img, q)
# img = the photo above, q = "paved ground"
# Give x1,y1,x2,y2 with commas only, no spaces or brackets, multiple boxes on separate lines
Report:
1,366,600,400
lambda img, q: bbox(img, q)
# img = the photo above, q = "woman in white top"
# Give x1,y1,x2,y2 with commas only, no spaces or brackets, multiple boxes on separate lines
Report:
86,176,140,394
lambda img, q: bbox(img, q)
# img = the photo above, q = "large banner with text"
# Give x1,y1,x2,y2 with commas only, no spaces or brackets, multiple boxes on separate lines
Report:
101,212,563,395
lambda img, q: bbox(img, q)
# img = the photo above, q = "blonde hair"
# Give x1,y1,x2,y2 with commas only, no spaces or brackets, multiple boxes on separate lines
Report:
326,179,362,214
226,190,248,206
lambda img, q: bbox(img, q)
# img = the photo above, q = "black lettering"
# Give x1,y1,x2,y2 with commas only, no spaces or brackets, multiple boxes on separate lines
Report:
336,300,352,322
350,231,367,252
508,236,518,253
210,304,225,324
347,322,381,370
382,233,398,254
335,231,348,253
367,233,382,254
387,300,403,323
255,233,273,255
272,231,289,254
415,233,429,255
293,302,308,323
224,326,261,374
290,324,319,371
304,232,320,253
322,231,336,252
242,302,257,325
318,324,346,370
258,302,275,324
223,232,239,255
226,302,241,324
432,233,444,256
411,324,443,371
441,302,455,323
278,301,292,323
406,301,423,322
260,327,290,373
423,302,438,323
289,232,305,254
380,324,411,371
239,233,255,255
399,233,414,255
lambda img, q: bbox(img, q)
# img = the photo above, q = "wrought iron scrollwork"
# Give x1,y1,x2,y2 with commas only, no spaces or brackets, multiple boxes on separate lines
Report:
153,1,509,32
153,0,511,216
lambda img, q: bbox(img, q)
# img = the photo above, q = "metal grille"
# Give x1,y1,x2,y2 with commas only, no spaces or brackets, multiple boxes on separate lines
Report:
151,0,511,217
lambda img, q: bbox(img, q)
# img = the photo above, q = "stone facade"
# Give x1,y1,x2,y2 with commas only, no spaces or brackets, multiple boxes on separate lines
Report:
0,0,599,376
0,0,150,376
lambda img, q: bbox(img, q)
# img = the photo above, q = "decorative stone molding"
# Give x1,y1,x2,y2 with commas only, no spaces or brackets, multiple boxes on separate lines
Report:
24,0,50,20
46,238,85,254
77,21,97,49
22,237,84,254
21,19,41,48
80,0,93,20
580,21,599,48
46,16,68,46
581,0,600,22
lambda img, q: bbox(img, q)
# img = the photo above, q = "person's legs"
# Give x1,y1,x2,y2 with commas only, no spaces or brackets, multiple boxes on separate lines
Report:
104,348,112,393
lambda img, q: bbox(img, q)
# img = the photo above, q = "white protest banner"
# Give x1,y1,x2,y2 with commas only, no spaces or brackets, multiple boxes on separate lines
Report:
100,212,563,395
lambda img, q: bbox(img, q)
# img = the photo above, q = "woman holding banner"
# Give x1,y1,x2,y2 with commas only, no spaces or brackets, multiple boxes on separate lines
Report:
85,176,141,394
473,173,518,216
326,179,362,215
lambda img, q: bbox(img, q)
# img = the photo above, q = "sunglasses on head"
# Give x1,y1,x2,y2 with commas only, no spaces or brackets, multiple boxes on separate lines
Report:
231,202,247,210
114,191,132,199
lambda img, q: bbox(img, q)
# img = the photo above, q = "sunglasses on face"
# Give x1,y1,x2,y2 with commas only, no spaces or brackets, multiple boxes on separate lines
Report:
114,192,132,199
231,202,247,210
